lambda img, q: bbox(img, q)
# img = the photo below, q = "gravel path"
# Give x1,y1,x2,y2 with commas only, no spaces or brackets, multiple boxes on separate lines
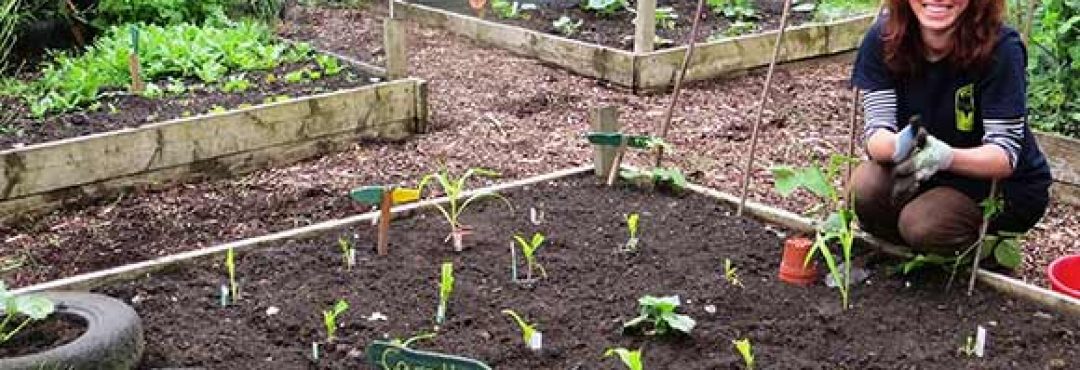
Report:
2,3,1075,290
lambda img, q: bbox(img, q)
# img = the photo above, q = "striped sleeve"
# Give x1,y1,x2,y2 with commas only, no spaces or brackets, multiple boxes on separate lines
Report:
860,89,898,142
983,117,1023,168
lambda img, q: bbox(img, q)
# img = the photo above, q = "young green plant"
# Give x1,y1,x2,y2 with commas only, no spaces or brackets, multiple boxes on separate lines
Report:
322,299,349,342
390,332,437,348
491,0,537,19
436,262,454,324
770,154,858,309
623,212,640,251
225,247,239,304
552,16,583,37
338,236,355,270
655,6,678,30
0,282,55,344
512,232,547,281
723,258,744,288
418,168,514,252
622,295,695,336
603,347,643,370
732,338,754,369
501,309,542,351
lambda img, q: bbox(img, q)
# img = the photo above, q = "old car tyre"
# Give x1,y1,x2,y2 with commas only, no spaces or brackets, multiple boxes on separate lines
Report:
0,292,144,370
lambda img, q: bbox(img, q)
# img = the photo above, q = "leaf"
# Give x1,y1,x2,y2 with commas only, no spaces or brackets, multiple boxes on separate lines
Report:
530,233,545,249
662,312,696,334
332,299,349,316
732,338,754,368
501,309,537,344
769,166,799,196
14,295,54,320
622,314,649,330
993,239,1023,269
604,348,643,370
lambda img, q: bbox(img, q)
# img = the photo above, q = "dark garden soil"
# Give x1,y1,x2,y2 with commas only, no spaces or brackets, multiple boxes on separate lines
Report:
410,0,821,51
0,60,377,149
0,313,87,358
99,176,1078,369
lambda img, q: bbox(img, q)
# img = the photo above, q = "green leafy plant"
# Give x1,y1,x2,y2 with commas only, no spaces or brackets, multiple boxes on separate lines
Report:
0,0,19,72
623,212,640,251
314,54,345,76
418,168,514,252
436,262,454,324
221,74,253,93
492,0,537,19
604,347,643,370
708,0,759,21
322,299,349,342
655,6,678,30
338,237,355,270
501,309,542,350
723,258,744,288
94,0,231,28
552,15,583,37
512,232,547,280
732,338,754,369
0,282,55,344
283,69,307,83
622,295,695,336
771,154,858,309
1027,0,1080,137
225,247,238,304
813,0,878,22
583,0,628,15
712,20,757,38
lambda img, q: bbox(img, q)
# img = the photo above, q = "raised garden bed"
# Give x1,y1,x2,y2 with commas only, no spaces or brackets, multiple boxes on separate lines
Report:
396,0,872,90
1036,132,1080,206
14,168,1077,368
0,27,427,219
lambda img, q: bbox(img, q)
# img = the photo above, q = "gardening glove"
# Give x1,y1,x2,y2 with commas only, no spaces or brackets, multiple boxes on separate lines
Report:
891,123,920,163
890,127,927,205
911,133,954,181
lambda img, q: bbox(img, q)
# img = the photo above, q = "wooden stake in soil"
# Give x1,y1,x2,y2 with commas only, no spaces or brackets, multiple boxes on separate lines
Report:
590,106,621,179
607,138,629,186
968,180,1000,296
735,0,795,216
653,0,708,168
377,188,393,256
128,26,144,93
384,18,407,80
634,0,657,53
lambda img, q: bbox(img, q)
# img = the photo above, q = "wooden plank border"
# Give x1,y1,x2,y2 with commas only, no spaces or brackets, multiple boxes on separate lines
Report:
1035,132,1080,206
394,1,873,90
0,77,429,219
11,164,1078,317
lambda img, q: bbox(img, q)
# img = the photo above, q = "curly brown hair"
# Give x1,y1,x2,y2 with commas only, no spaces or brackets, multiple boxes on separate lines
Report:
882,0,1005,78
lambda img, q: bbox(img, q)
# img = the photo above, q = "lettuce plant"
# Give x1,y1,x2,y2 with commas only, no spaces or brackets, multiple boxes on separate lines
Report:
436,262,454,324
512,232,547,281
0,282,55,344
501,309,542,351
322,299,349,342
604,347,643,370
418,168,514,252
732,338,754,369
622,295,695,336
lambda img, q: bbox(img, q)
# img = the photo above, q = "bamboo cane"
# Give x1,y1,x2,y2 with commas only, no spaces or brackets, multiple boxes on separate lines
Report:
653,0,708,168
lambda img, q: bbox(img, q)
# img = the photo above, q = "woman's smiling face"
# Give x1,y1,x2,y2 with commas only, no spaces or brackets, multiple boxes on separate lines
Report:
907,0,971,32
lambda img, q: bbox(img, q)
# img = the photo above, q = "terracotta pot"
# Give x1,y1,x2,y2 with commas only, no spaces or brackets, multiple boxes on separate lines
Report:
779,236,818,286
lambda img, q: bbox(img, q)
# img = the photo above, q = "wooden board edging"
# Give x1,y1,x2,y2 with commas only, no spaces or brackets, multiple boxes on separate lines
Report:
1035,131,1080,206
0,78,428,219
9,165,593,296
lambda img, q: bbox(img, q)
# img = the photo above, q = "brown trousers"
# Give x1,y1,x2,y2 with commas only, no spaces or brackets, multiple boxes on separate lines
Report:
850,162,982,255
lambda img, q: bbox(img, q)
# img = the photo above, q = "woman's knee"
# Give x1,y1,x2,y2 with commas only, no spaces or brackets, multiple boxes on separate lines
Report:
898,187,982,253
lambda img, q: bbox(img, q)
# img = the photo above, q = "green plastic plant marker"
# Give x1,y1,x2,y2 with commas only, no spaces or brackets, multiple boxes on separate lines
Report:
365,341,491,370
586,132,653,149
350,186,385,205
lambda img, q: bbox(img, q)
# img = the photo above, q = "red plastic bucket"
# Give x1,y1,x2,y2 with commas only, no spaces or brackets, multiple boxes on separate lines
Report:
1047,255,1080,299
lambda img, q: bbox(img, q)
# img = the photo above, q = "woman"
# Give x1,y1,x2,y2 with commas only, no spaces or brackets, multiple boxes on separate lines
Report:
850,0,1052,255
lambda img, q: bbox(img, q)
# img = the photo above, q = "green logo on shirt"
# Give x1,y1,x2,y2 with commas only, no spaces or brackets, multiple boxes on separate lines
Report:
955,83,975,132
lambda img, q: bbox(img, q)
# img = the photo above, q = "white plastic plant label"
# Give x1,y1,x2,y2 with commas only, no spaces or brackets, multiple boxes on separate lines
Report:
975,325,987,358
527,331,542,351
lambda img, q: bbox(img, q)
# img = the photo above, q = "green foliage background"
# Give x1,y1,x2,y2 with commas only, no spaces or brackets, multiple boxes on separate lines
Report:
1022,0,1080,137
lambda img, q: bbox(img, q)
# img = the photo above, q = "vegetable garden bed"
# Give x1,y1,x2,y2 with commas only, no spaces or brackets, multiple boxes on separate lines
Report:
0,23,428,219
396,0,872,90
1036,132,1080,206
15,168,1077,368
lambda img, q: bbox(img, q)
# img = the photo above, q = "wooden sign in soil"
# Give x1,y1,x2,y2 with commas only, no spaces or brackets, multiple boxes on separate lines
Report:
92,175,1078,368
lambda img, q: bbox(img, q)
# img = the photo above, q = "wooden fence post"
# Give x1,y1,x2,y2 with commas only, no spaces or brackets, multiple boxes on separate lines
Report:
634,0,657,53
384,17,407,80
590,106,620,178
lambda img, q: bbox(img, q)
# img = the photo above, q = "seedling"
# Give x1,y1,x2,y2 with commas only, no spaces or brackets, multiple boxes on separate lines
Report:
314,54,345,76
436,262,454,324
732,338,754,369
322,299,349,343
771,154,859,309
390,332,437,348
491,0,537,19
603,347,643,370
338,237,356,270
418,168,514,252
512,232,547,281
501,309,542,351
623,213,640,252
584,0,628,15
552,16,583,37
225,247,239,304
655,6,678,31
222,74,253,93
623,295,695,336
0,282,55,344
958,335,977,357
723,258,744,288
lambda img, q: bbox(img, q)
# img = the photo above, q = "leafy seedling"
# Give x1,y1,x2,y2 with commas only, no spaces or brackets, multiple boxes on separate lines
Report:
436,262,454,324
733,338,754,369
603,347,643,370
322,299,349,343
225,247,239,304
723,258,744,288
623,295,695,336
221,74,253,93
501,309,542,351
418,168,514,252
552,16,583,36
338,237,355,270
491,0,537,19
623,213,640,252
512,232,547,281
655,6,678,30
0,282,55,343
314,54,345,76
